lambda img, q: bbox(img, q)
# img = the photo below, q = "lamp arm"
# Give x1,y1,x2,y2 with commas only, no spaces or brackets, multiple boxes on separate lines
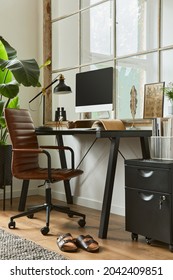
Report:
29,78,58,103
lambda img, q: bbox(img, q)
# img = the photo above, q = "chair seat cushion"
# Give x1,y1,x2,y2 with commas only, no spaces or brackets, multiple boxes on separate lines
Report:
13,167,83,181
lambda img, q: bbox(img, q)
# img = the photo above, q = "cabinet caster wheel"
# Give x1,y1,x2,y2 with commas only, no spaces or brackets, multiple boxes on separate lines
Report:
78,219,86,228
8,221,16,229
131,233,138,241
169,244,173,252
146,237,152,245
27,214,34,219
41,226,49,235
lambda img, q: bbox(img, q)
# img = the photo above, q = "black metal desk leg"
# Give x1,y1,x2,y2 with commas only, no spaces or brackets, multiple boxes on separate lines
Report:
140,136,150,159
18,180,29,211
98,137,120,239
56,134,73,204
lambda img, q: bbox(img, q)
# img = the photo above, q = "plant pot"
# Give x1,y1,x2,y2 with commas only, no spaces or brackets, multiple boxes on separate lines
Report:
0,144,13,210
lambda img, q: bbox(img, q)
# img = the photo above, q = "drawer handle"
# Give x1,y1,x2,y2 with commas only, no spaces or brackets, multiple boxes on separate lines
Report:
138,192,154,201
138,169,154,178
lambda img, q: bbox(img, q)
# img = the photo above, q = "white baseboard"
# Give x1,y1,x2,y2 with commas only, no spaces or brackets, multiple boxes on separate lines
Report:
0,187,38,200
38,188,125,216
1,187,125,216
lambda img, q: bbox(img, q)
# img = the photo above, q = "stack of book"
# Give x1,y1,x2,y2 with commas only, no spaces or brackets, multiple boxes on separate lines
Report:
152,117,173,136
151,117,173,160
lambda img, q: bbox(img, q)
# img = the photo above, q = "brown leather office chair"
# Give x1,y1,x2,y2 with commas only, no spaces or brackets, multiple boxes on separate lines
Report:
5,108,86,235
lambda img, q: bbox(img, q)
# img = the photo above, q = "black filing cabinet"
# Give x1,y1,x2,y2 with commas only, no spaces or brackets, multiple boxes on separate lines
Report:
125,159,173,251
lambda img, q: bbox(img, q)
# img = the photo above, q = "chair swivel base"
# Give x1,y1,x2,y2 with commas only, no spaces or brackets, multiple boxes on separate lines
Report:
8,203,86,235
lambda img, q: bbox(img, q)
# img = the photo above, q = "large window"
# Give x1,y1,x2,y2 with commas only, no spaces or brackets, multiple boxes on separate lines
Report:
50,0,173,121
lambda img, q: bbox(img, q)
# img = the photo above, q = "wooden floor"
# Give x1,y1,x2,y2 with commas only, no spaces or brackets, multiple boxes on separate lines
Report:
0,195,173,260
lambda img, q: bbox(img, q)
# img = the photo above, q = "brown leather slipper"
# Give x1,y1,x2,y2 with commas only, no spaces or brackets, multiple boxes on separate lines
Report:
76,234,99,252
57,233,78,252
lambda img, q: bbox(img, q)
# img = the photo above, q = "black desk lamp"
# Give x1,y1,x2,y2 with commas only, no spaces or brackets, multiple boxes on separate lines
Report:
53,74,72,94
29,74,72,130
29,74,71,103
53,74,72,122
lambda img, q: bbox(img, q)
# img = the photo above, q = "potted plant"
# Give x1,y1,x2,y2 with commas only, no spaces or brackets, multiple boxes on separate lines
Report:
164,82,173,101
164,82,173,115
0,36,40,209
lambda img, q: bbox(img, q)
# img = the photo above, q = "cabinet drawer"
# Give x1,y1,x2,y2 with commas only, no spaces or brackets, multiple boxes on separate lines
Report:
125,165,171,193
125,188,172,243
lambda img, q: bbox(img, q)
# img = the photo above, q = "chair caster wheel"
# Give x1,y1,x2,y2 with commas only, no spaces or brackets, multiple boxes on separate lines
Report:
41,226,49,235
8,221,16,229
146,237,152,245
78,219,86,228
27,214,34,219
131,233,138,241
169,244,173,252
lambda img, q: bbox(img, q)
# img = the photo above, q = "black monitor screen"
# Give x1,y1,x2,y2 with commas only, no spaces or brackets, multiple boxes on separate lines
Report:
75,67,113,113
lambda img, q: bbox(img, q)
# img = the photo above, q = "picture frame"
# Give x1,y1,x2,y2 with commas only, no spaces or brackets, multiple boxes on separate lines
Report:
143,82,165,118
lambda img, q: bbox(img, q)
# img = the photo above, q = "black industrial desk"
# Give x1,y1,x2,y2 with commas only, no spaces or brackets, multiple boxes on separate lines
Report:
18,128,152,239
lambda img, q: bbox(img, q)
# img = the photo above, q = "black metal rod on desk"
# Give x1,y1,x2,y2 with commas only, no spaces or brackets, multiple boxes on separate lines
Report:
140,136,150,159
98,137,120,239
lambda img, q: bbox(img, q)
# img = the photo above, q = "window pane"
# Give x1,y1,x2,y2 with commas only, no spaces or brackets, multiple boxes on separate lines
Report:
80,62,113,73
81,0,102,8
52,0,79,19
52,15,79,70
81,1,113,64
116,0,159,56
161,49,173,116
116,52,158,119
161,0,173,47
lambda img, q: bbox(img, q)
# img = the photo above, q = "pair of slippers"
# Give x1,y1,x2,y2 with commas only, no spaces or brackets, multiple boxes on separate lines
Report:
57,233,99,253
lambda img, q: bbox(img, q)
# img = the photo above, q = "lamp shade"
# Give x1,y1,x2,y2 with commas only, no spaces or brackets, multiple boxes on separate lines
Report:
53,74,72,94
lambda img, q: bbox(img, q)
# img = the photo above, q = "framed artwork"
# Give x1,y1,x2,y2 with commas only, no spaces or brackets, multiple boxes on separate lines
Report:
143,82,165,118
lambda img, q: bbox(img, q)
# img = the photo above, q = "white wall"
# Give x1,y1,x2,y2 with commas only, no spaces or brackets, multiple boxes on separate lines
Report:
0,0,43,124
0,0,43,199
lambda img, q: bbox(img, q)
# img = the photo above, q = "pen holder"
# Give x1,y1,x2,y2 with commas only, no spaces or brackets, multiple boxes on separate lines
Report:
150,136,173,160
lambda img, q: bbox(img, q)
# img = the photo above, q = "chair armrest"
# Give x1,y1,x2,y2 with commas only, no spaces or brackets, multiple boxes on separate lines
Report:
40,145,75,169
12,148,52,180
12,148,44,153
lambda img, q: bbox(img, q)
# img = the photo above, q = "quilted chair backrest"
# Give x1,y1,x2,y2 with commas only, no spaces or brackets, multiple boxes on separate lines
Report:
5,108,39,177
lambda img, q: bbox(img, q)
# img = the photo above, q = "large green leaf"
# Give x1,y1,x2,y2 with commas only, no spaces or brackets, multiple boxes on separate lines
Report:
0,58,40,87
0,100,5,116
0,40,13,84
0,36,17,59
0,100,6,128
8,96,20,109
0,97,19,121
0,115,6,128
0,80,19,98
0,36,41,145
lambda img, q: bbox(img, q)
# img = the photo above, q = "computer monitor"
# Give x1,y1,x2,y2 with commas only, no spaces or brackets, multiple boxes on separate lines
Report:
75,67,114,113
